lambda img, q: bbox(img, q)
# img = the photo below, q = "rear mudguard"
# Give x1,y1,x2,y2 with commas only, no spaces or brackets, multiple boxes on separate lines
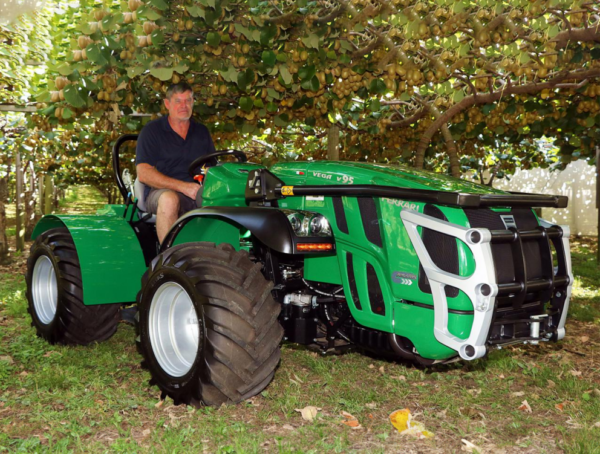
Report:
31,206,148,306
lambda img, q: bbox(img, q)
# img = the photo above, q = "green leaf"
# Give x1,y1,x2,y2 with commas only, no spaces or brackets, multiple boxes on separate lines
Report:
57,65,73,76
301,34,320,49
369,99,381,112
149,67,174,81
237,68,254,90
62,108,73,119
151,29,164,46
63,84,85,108
591,47,600,60
276,53,288,62
494,126,505,135
482,104,496,115
220,65,238,83
369,79,386,94
242,123,256,134
239,96,253,112
400,92,411,101
452,89,466,103
145,8,163,20
86,43,109,66
253,98,264,108
260,25,277,45
234,23,253,40
266,102,278,113
300,75,320,92
298,64,316,81
207,32,221,47
186,5,205,18
262,50,276,67
585,116,595,128
274,114,289,127
149,0,168,10
127,66,145,79
279,66,292,85
519,52,531,65
173,64,189,74
547,24,560,39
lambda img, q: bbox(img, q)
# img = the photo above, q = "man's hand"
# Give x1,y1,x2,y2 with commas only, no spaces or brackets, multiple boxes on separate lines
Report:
180,181,201,200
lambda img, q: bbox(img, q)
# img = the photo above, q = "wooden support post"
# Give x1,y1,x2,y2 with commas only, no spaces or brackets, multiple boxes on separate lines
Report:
44,174,54,215
15,151,25,252
596,147,599,265
327,125,340,161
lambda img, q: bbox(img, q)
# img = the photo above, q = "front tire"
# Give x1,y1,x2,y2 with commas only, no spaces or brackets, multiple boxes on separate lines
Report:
137,242,283,406
25,228,120,345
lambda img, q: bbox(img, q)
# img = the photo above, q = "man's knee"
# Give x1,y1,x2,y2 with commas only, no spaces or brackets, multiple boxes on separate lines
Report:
157,190,180,215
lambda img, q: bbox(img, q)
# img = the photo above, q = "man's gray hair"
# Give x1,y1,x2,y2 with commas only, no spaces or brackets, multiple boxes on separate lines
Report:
165,82,193,99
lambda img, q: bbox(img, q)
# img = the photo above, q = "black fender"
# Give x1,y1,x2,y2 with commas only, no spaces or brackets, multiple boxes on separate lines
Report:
160,206,334,254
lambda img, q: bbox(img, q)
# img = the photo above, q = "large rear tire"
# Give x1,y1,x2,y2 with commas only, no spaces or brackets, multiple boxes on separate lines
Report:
25,228,120,345
137,242,283,406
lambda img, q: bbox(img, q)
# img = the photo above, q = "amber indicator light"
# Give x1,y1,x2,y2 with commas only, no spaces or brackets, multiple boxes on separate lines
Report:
296,243,333,251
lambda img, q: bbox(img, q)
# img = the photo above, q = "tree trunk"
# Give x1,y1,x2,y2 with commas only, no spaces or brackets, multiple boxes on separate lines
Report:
0,178,8,264
44,174,54,215
441,124,461,178
15,151,25,252
327,125,340,161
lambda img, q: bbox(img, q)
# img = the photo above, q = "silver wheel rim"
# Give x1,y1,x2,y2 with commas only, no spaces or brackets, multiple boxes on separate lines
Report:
32,255,58,325
149,282,200,378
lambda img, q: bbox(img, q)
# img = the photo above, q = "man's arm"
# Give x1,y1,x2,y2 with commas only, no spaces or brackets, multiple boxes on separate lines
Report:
137,163,200,200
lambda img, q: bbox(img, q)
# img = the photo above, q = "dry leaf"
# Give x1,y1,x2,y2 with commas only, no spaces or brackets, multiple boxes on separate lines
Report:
593,389,600,398
293,374,304,384
390,409,434,439
594,422,600,428
142,429,151,437
580,336,589,343
461,439,482,453
467,388,482,396
341,411,362,429
391,375,407,381
555,403,564,412
570,370,582,377
0,355,13,364
282,424,295,431
295,406,320,422
368,364,375,369
19,371,28,376
547,379,556,388
365,402,377,409
379,366,385,374
518,400,532,413
154,400,164,408
43,351,60,358
512,391,525,397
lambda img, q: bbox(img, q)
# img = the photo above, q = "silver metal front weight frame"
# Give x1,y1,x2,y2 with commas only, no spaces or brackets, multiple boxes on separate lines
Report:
401,210,498,361
401,211,573,361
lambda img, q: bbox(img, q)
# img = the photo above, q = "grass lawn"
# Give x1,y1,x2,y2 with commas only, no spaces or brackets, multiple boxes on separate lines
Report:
0,186,599,453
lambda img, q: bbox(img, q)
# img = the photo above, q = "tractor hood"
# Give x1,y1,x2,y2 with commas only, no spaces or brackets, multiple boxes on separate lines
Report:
270,161,506,195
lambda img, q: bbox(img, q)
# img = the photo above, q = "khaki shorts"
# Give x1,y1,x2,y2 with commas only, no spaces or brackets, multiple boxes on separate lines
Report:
145,188,200,217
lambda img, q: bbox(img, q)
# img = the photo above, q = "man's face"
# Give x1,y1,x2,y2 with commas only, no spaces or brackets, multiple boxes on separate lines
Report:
164,90,194,122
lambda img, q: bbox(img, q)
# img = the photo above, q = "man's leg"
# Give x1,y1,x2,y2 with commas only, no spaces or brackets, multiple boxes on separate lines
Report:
155,190,180,243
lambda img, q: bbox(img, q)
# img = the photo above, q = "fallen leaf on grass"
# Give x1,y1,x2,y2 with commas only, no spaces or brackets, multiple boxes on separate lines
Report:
154,400,164,408
547,379,556,388
341,411,362,429
391,375,406,381
0,356,13,364
511,391,525,397
282,424,295,431
594,422,600,428
580,336,589,343
365,402,377,409
43,351,61,358
379,366,385,374
555,403,565,412
295,406,320,422
461,439,482,453
368,364,375,369
518,400,532,413
569,370,582,377
390,409,434,439
593,389,600,398
19,371,28,376
467,388,481,396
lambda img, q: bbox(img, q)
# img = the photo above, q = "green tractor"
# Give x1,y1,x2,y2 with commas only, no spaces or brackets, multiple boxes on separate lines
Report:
25,134,573,406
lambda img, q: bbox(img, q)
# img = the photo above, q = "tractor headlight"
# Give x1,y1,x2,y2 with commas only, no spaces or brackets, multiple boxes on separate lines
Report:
283,210,331,237
309,215,331,236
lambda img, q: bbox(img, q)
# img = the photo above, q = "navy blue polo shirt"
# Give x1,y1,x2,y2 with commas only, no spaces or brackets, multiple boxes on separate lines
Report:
136,116,215,196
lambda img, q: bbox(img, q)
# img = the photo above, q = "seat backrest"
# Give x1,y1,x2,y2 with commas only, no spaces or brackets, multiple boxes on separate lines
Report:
134,177,148,212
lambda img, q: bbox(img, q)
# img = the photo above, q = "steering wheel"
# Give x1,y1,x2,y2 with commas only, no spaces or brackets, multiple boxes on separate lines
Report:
188,149,248,177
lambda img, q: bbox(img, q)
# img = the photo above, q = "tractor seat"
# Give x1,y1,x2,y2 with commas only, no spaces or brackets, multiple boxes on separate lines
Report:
133,178,156,223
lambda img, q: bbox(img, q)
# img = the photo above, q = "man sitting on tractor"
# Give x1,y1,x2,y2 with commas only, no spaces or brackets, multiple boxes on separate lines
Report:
136,82,215,243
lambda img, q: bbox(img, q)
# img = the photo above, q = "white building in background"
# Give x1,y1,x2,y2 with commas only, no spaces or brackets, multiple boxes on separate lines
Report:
491,160,597,236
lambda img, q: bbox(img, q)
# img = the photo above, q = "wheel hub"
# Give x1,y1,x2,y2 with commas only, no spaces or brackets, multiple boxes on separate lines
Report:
32,255,58,325
148,282,200,378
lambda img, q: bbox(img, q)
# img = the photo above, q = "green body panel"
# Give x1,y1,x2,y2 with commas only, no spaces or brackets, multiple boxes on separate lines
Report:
171,159,522,360
31,205,148,306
